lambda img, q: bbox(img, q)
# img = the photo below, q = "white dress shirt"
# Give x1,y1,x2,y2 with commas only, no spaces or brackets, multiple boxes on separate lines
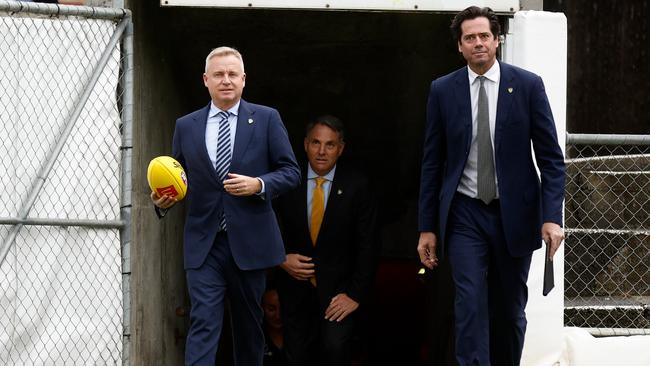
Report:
205,100,239,169
457,62,500,199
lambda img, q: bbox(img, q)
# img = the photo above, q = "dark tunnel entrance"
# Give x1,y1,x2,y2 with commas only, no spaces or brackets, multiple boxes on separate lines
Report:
135,4,472,364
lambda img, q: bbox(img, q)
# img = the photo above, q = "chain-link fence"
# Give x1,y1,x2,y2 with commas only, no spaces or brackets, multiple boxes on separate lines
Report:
0,1,132,364
564,133,650,336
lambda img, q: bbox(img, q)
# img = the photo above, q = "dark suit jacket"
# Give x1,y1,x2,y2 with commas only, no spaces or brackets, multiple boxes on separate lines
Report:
172,99,300,270
275,164,378,310
418,62,565,258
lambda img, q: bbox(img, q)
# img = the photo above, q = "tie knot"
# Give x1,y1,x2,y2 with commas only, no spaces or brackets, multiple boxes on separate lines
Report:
315,177,325,187
217,111,230,120
477,75,486,86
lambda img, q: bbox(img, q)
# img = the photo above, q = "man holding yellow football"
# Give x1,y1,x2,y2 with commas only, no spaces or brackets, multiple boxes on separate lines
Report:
151,46,300,366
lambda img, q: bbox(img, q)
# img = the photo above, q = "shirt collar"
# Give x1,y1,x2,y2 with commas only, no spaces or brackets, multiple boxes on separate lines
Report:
209,100,240,118
307,163,336,182
467,61,500,85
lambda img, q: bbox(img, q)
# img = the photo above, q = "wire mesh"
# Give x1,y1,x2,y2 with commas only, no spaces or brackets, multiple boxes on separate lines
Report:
0,4,127,364
564,140,650,334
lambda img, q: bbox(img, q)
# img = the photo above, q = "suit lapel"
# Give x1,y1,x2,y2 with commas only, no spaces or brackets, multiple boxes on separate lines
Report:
191,103,221,182
453,68,473,149
495,62,516,153
319,168,344,241
230,99,256,173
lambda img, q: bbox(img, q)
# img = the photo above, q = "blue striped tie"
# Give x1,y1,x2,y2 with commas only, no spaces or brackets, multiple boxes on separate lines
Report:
215,111,231,230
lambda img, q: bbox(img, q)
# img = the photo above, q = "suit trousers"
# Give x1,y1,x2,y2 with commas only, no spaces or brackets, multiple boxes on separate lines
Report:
446,193,532,366
281,282,355,366
185,232,266,366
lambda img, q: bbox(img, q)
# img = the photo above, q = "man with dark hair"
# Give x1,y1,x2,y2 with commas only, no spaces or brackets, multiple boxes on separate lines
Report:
275,115,378,366
450,6,502,44
417,6,565,366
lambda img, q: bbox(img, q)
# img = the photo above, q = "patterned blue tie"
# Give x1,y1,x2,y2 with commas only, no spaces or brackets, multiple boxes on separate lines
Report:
215,111,231,230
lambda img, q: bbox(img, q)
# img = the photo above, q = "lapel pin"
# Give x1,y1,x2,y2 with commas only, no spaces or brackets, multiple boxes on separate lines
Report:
248,118,254,124
507,87,513,93
337,189,343,195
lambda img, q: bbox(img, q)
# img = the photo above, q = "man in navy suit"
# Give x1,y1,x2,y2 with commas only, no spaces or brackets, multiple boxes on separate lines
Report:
152,46,300,366
274,116,378,366
417,7,565,366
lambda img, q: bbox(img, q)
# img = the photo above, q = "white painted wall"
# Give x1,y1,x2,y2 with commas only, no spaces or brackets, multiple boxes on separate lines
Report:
503,10,567,366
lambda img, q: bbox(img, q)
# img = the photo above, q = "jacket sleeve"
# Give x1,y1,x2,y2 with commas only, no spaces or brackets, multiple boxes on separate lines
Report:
258,109,301,200
530,76,566,226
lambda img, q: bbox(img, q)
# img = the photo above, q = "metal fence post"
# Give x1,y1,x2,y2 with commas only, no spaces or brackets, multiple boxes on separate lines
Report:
120,13,134,366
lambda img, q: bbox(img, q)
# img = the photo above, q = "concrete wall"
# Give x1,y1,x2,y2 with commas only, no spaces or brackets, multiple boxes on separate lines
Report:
126,1,188,364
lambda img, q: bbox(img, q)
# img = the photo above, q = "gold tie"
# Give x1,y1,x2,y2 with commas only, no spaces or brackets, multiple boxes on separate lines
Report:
310,177,325,245
309,177,325,287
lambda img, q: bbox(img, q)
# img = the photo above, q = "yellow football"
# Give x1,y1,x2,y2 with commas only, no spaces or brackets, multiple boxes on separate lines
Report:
147,156,188,201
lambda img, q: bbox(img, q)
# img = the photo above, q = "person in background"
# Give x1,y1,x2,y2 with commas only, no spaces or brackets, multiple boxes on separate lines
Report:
275,115,379,366
262,284,288,366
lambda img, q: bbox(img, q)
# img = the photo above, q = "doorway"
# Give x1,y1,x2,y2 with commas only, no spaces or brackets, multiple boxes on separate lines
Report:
135,4,476,364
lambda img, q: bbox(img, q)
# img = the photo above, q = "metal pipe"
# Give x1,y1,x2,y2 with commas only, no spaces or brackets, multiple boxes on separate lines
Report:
0,14,130,266
586,328,650,337
567,133,650,146
0,217,124,228
119,14,134,366
566,153,650,164
0,0,128,20
566,228,650,236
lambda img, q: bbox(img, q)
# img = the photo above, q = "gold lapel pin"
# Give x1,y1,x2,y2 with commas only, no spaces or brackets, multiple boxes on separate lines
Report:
337,189,343,195
248,118,254,124
507,87,513,93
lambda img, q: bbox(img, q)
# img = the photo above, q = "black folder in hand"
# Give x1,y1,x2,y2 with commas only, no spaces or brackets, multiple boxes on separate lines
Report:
543,243,554,296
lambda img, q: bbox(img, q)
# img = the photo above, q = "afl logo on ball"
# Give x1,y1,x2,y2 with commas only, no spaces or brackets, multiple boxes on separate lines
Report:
181,171,187,185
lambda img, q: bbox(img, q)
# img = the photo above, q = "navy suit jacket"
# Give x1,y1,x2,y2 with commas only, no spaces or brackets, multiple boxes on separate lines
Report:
418,62,565,258
172,99,300,270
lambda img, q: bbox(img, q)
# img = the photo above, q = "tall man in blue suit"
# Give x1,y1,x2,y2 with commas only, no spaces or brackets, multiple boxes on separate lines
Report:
151,46,300,366
417,7,566,366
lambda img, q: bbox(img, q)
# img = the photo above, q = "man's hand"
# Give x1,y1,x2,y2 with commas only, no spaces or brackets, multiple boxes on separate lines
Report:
417,231,439,269
223,173,262,196
280,254,315,281
542,222,564,261
150,191,177,209
325,293,359,322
